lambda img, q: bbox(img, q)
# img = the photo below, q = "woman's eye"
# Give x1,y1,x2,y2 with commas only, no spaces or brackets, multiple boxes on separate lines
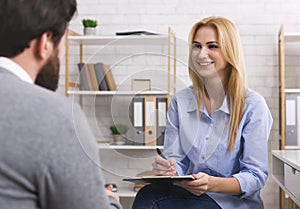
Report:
192,43,201,49
208,45,219,49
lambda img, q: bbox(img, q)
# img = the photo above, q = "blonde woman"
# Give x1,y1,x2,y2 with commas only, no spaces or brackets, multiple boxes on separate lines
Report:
132,16,273,209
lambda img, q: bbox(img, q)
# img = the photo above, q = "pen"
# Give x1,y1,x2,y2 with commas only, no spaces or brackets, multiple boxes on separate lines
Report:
156,148,167,159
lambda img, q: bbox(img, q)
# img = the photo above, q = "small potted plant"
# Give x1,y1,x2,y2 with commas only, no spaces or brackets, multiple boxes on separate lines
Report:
110,124,128,145
82,18,98,36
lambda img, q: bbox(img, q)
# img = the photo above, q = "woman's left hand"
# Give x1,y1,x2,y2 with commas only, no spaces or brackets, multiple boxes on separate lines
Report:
173,172,211,196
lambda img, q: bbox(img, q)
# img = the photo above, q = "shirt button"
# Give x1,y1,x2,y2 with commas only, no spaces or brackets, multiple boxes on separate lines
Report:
205,137,209,140
202,156,205,160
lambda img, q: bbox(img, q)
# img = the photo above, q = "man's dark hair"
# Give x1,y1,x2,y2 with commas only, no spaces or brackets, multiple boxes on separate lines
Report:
0,0,77,57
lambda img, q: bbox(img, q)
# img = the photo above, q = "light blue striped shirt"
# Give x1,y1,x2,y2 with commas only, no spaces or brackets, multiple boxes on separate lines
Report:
163,86,273,209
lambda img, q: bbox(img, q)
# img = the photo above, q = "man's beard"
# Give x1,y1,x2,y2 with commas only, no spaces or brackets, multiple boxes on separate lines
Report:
35,48,60,91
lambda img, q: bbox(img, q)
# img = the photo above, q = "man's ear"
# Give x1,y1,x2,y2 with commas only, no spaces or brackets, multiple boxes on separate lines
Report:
36,32,54,60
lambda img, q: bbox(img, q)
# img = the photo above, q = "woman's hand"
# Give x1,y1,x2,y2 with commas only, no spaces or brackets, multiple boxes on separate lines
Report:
173,172,210,196
105,184,120,202
174,172,242,196
105,189,120,202
152,156,177,176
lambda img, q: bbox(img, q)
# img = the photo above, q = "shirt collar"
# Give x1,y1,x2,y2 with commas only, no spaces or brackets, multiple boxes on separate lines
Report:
0,57,34,84
218,95,230,114
187,89,230,115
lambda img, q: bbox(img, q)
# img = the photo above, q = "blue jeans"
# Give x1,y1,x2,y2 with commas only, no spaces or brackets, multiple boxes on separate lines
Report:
132,183,222,209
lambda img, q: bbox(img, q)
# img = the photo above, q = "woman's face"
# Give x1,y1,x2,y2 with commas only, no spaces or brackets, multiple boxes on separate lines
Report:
191,26,228,81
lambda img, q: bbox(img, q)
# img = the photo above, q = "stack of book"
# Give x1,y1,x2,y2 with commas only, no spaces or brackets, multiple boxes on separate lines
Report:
77,62,117,91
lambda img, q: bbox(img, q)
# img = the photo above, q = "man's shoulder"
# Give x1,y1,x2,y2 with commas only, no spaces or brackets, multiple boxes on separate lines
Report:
0,72,79,119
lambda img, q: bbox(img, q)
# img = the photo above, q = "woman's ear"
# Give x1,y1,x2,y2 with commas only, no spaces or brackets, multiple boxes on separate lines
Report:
36,32,54,60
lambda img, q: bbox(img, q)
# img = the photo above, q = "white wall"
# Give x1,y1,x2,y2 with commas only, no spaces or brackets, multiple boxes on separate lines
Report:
57,1,300,208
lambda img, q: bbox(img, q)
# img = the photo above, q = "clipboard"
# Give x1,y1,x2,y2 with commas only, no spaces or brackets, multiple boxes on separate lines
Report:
123,175,194,184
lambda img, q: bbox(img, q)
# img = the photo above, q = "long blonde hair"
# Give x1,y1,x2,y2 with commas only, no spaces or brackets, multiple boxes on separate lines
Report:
188,16,246,150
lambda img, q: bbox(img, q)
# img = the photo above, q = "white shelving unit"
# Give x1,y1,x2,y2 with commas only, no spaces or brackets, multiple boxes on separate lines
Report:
65,29,176,208
278,25,300,209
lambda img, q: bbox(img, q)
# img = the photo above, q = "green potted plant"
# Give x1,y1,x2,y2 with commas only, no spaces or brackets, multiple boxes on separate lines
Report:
110,124,128,145
82,19,98,36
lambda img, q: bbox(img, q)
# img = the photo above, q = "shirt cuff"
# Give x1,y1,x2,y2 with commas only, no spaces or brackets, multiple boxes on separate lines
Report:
176,163,185,176
108,195,123,209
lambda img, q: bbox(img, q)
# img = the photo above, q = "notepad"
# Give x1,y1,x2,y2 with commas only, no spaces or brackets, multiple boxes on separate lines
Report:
123,175,194,184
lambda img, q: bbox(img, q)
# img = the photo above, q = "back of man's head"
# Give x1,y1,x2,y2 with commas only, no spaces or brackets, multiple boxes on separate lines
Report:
0,0,77,58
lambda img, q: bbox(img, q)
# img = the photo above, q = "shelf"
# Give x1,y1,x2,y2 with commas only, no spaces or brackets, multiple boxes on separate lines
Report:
272,150,300,173
284,88,300,93
272,150,300,207
68,35,169,45
97,144,163,150
116,187,137,198
284,33,300,43
285,146,300,150
272,174,284,189
272,173,300,206
67,90,169,96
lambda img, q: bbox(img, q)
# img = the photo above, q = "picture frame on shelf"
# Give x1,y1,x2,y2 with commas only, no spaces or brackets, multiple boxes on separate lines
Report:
131,79,151,92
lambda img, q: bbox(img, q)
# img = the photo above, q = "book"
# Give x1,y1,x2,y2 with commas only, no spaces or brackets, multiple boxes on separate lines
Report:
123,175,194,184
87,63,99,90
77,63,89,90
83,64,94,90
102,64,117,91
78,62,116,91
94,62,109,90
77,63,98,91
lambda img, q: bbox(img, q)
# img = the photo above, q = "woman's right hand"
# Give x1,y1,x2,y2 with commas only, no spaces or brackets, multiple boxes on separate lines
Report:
152,156,177,176
105,189,120,202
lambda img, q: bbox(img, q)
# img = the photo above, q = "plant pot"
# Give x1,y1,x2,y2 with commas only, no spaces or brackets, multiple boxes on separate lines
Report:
84,27,97,36
113,135,126,145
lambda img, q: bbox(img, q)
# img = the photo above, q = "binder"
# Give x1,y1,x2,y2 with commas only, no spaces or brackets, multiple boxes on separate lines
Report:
144,97,157,146
285,95,298,146
129,97,144,145
156,97,167,145
94,62,109,90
